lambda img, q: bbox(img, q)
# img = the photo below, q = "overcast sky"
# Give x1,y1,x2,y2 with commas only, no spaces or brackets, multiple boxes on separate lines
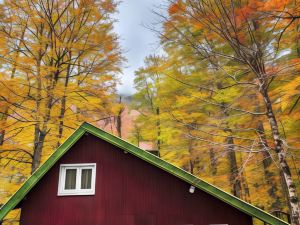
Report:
113,0,164,95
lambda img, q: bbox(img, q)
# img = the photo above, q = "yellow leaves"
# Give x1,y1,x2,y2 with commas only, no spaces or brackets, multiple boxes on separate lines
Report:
0,1,123,203
0,35,6,47
30,16,45,24
272,76,300,112
80,0,94,8
0,35,9,55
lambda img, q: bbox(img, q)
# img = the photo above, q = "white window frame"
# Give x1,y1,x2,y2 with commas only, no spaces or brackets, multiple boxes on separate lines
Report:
58,163,96,196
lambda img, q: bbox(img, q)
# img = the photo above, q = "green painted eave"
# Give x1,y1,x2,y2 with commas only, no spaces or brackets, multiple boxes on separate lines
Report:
0,122,289,225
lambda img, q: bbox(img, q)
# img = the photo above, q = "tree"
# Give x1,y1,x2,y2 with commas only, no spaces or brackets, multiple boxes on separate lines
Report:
0,1,123,222
133,55,165,156
155,0,300,223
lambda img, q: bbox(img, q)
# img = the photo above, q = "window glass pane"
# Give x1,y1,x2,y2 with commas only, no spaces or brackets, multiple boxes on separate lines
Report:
81,169,92,189
65,169,76,190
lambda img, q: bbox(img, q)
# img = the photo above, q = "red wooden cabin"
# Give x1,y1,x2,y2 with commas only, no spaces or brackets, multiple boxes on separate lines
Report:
0,123,289,225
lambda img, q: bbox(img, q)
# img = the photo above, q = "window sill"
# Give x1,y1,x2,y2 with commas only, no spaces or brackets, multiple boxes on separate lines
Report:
57,191,95,196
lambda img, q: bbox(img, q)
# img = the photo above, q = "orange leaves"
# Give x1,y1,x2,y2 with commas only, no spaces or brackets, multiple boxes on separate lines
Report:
263,0,291,11
168,3,181,15
168,0,186,15
191,21,203,32
236,0,292,15
235,5,256,27
236,5,254,19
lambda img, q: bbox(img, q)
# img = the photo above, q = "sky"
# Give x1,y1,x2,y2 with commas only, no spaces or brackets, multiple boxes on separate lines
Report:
113,0,164,95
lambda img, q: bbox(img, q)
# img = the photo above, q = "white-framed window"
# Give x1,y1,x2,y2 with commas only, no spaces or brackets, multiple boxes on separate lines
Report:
58,163,96,196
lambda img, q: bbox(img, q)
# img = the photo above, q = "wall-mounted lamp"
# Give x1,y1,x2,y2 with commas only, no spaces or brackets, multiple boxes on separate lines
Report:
189,185,195,193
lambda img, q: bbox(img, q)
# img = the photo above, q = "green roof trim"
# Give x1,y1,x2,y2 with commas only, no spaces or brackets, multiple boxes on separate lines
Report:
0,122,289,225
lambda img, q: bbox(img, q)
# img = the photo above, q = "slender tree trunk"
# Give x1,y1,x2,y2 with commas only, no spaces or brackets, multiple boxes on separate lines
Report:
116,96,124,138
116,111,122,138
241,170,251,202
32,95,53,173
226,136,242,198
31,128,46,173
32,58,58,173
257,120,281,209
32,77,53,173
156,107,161,157
281,170,294,222
57,61,71,147
0,120,6,146
238,148,251,202
257,121,272,169
57,95,66,147
261,89,300,225
209,148,217,175
32,56,42,173
136,128,141,147
187,133,194,174
222,104,242,198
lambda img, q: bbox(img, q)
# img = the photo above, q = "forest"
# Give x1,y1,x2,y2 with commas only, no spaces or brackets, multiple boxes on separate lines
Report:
0,0,299,225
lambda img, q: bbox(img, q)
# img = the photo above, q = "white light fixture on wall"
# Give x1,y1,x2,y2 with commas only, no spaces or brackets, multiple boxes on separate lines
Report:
189,185,195,193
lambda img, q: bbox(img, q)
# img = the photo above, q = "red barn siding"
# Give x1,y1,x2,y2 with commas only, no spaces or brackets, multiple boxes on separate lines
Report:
20,134,253,225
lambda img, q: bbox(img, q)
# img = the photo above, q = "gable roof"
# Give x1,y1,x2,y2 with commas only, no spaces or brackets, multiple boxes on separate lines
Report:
0,122,289,225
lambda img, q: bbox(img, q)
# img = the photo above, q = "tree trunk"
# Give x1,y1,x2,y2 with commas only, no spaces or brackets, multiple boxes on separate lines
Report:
116,96,124,138
31,96,52,173
261,89,300,225
31,55,56,173
209,148,217,175
31,127,46,173
156,107,161,157
226,136,242,198
57,95,66,148
188,134,194,175
0,122,6,146
222,104,242,198
32,79,52,173
57,61,71,147
241,170,251,202
116,111,122,138
31,55,42,173
257,120,281,209
257,121,272,169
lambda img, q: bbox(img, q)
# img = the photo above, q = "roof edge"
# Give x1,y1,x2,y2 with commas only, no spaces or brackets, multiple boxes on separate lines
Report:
0,122,289,225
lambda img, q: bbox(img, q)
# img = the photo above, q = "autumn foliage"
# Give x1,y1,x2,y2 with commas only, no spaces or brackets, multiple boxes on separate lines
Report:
132,0,300,224
0,0,123,223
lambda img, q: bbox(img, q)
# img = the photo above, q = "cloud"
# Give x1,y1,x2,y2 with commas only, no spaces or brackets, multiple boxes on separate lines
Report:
114,0,163,95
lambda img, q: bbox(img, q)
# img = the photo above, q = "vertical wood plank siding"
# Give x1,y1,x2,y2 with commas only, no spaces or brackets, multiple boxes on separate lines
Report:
20,134,252,225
